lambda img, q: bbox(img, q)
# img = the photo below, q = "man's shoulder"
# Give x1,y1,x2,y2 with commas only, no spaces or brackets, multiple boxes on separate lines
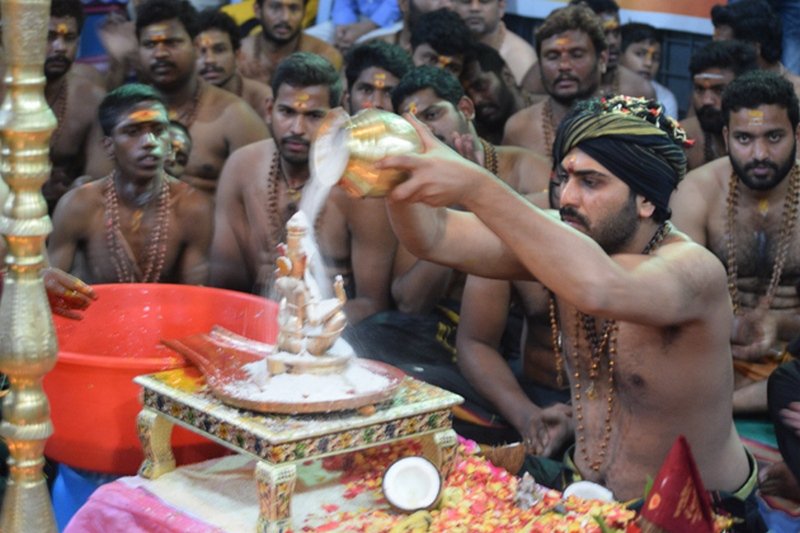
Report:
169,178,212,214
506,104,539,131
501,25,536,57
225,138,276,170
684,157,731,187
242,76,272,101
56,177,105,213
299,33,343,67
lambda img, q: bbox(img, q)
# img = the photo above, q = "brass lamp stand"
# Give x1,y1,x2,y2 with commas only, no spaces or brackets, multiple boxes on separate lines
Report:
0,0,59,530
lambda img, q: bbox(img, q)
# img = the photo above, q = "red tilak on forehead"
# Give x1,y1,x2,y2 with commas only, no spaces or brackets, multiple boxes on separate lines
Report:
565,155,578,174
373,72,386,89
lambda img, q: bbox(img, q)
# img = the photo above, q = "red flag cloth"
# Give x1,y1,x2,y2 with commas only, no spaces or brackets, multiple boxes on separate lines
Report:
640,435,715,533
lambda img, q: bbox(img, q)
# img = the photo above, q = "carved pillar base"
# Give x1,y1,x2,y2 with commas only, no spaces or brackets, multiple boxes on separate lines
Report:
137,409,176,479
255,461,297,533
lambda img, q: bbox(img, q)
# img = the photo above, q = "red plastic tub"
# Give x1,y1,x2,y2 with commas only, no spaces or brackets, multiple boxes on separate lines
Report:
43,284,278,475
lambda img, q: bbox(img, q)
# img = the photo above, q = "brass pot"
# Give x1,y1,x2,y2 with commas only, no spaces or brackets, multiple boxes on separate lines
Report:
312,108,423,197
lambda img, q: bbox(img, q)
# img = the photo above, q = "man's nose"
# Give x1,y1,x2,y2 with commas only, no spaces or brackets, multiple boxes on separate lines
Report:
372,91,390,111
290,114,307,134
753,137,769,160
559,177,579,206
700,90,718,108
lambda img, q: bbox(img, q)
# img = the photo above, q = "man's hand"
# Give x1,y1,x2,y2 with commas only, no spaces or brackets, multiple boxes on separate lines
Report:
334,20,378,51
731,302,781,361
521,403,572,458
378,113,492,208
780,401,800,437
98,10,138,63
452,132,484,168
44,268,97,320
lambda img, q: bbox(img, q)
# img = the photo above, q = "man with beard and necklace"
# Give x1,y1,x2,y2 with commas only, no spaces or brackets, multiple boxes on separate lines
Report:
42,0,106,214
84,0,269,194
237,0,342,88
48,84,213,286
348,68,552,442
196,9,272,119
671,70,800,415
450,0,536,87
680,40,758,171
460,43,531,145
377,94,764,531
211,53,397,325
503,5,606,163
367,0,453,53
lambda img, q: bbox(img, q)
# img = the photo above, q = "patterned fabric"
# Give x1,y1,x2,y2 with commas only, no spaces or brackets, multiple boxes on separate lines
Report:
553,96,689,216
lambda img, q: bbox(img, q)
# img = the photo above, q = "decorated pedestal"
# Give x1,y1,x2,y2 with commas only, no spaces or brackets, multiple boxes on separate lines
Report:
135,368,463,533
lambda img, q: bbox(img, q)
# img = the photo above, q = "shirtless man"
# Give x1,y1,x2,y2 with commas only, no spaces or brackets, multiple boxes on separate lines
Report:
409,8,472,78
378,96,761,529
237,0,342,88
680,40,757,170
43,0,106,213
460,43,532,145
350,67,551,420
49,84,213,285
503,5,606,163
520,0,653,100
711,0,800,97
450,0,536,86
196,9,272,118
164,120,191,179
369,0,453,53
84,0,269,193
343,41,413,114
671,70,800,414
211,53,396,325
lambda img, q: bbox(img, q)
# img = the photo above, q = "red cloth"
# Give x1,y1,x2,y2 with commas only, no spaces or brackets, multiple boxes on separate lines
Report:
640,435,715,533
65,482,225,533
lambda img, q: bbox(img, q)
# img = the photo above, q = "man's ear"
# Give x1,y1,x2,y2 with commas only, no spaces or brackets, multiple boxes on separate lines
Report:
498,0,506,18
102,136,114,159
264,97,274,126
637,195,656,219
500,65,516,91
722,125,729,152
598,50,609,75
457,95,475,121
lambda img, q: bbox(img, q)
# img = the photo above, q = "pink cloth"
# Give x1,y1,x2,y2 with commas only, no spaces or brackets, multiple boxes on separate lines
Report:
65,481,224,533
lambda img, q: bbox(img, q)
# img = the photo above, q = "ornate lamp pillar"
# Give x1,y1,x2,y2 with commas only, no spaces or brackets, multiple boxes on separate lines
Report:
0,0,59,530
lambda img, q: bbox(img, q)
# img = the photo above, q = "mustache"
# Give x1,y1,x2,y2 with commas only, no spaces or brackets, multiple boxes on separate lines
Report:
554,74,579,84
744,159,778,172
272,23,292,31
281,135,309,147
559,206,589,228
199,66,224,75
150,60,176,70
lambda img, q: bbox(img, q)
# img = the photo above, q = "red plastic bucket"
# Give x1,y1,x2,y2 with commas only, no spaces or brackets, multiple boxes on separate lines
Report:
43,284,278,474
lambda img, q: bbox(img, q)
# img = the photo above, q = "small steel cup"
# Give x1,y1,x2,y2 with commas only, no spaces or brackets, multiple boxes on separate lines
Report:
312,108,423,197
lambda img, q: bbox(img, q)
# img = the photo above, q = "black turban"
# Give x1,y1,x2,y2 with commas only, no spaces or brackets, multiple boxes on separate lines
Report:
552,98,688,217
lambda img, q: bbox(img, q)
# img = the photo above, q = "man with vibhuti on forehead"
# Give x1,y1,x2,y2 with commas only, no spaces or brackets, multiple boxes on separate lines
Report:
211,53,397,325
377,95,764,531
671,70,800,416
48,84,213,285
42,0,106,214
503,4,606,164
680,40,758,171
195,9,272,119
83,0,269,194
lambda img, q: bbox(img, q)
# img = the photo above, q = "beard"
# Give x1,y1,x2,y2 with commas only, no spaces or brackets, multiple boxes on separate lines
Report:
44,55,72,81
731,143,797,192
262,21,300,45
476,87,515,128
560,192,640,254
696,105,724,134
547,69,600,107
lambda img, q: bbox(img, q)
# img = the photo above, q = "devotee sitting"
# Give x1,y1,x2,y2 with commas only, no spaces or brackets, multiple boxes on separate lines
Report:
671,70,800,414
196,9,273,118
343,40,413,113
43,0,106,214
712,0,800,97
521,0,654,100
210,53,397,325
237,0,343,87
304,0,402,52
619,22,678,119
84,0,269,194
680,40,758,170
410,8,473,78
460,43,532,145
378,95,763,531
366,0,454,53
762,357,800,501
450,0,536,87
349,67,551,441
48,84,213,285
503,4,606,164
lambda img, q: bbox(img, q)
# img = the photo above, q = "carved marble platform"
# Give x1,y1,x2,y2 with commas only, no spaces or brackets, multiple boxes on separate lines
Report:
134,367,463,533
